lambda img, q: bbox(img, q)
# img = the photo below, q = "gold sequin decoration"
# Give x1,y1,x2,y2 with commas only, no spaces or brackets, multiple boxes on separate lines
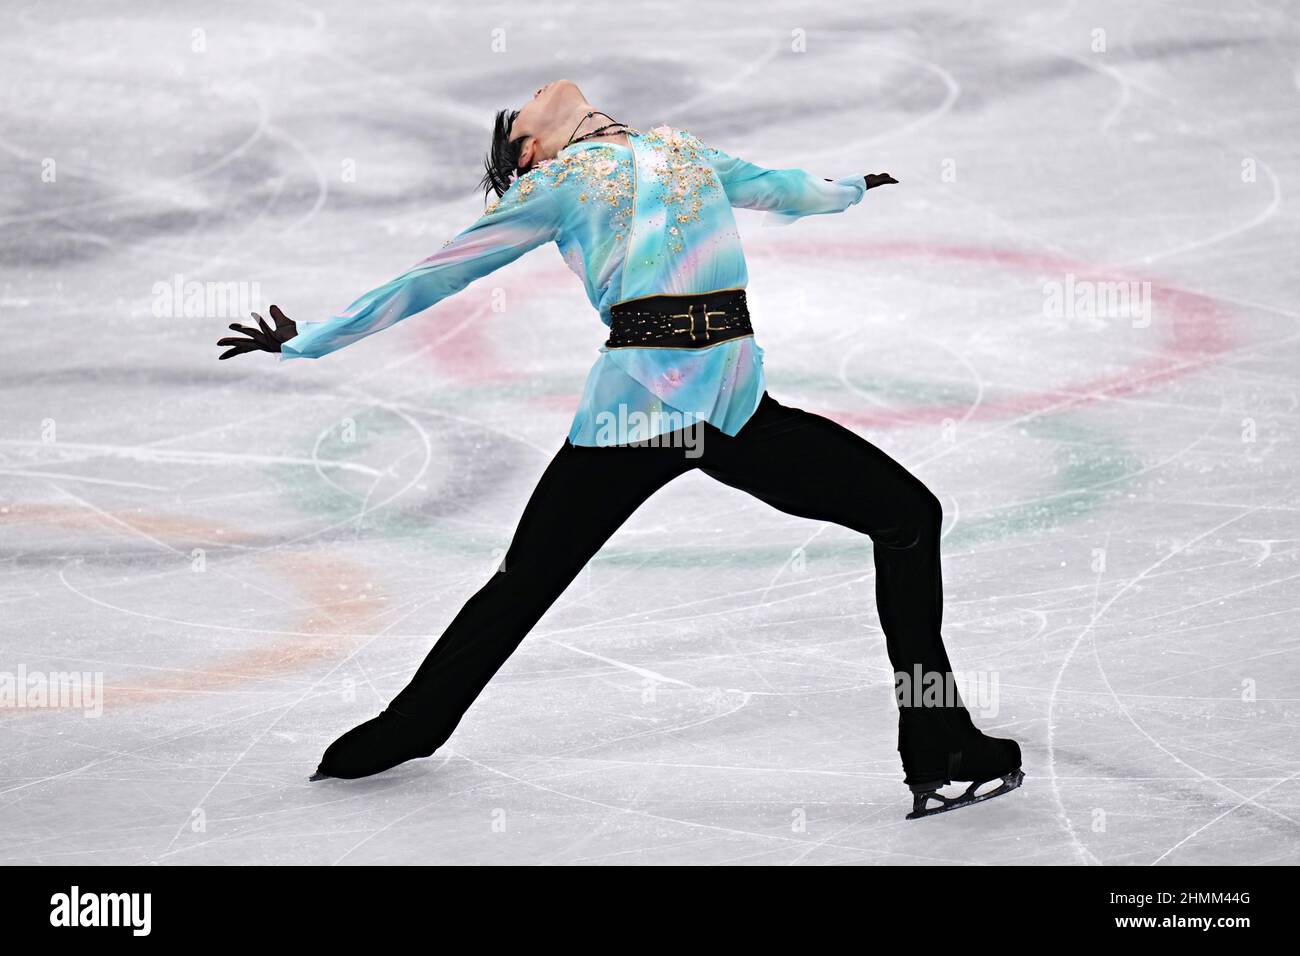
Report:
640,126,722,254
476,128,720,258
481,170,545,218
482,143,636,240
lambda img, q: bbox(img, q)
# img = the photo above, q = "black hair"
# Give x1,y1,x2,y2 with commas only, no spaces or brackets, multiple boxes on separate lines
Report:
478,108,527,202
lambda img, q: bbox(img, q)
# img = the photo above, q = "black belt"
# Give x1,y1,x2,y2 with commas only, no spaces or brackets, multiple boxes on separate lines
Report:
606,289,752,349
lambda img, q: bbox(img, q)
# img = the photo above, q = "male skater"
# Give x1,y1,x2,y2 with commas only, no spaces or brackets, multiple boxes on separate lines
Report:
218,80,1023,818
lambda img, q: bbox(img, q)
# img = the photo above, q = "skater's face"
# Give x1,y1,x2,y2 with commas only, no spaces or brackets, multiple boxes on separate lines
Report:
510,79,585,172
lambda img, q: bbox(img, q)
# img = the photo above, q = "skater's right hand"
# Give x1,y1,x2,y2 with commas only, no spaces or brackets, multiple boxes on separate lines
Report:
217,304,298,360
864,173,899,190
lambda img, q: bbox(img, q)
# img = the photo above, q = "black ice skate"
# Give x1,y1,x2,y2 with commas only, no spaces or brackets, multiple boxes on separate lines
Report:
899,720,1023,820
310,707,436,781
905,768,1024,819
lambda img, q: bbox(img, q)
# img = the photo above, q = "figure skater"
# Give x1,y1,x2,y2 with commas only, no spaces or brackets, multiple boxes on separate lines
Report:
217,80,1023,818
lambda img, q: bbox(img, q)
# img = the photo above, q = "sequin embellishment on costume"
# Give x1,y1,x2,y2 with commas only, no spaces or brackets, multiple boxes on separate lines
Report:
486,144,637,240
639,125,723,254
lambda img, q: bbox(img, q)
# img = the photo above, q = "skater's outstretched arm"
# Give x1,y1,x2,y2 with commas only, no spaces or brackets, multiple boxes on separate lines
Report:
700,138,895,223
284,174,561,360
217,171,561,361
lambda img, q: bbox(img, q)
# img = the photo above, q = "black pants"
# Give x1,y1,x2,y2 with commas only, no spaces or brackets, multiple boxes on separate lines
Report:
361,391,976,769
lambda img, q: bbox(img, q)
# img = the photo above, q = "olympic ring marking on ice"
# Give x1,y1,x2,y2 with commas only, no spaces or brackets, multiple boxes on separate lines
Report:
416,241,1235,428
0,507,385,716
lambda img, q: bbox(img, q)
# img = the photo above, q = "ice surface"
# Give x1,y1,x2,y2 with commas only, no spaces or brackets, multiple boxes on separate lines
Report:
2,0,1298,864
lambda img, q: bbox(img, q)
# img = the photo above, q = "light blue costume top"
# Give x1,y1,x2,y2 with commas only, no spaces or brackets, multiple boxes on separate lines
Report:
281,125,867,444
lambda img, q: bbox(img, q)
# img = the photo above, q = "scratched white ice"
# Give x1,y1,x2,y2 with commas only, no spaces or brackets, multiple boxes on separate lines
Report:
2,0,1297,864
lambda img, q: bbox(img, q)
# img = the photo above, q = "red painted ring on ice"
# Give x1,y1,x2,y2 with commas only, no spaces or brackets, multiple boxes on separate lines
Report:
419,241,1235,429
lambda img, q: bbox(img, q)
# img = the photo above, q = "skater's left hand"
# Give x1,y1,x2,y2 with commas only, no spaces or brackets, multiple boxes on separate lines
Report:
864,173,899,190
217,304,298,360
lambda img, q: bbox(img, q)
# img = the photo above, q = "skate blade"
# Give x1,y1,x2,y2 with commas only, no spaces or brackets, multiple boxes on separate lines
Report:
906,769,1024,820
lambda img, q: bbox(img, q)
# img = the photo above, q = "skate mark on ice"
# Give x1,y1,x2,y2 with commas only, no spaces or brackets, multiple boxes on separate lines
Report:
1045,523,1110,866
444,751,914,865
1151,769,1300,864
0,468,171,492
0,438,387,479
1051,496,1300,865
154,570,449,861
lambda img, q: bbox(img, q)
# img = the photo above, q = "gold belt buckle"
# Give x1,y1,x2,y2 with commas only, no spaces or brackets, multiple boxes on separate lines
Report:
667,301,728,341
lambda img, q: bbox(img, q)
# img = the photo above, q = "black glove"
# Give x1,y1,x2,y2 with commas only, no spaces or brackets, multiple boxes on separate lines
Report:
864,173,898,189
217,304,298,360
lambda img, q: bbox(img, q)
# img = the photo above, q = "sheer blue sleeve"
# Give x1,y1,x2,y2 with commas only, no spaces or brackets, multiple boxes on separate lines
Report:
282,172,561,360
700,138,867,223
